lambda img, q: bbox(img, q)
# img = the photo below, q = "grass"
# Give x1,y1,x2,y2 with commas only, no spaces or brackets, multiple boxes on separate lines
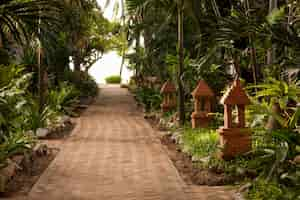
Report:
181,127,219,158
105,75,121,84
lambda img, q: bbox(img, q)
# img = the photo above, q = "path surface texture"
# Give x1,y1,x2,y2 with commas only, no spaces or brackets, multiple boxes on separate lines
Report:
27,85,234,200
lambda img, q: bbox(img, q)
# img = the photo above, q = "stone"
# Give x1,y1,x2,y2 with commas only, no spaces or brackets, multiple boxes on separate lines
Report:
34,144,50,157
294,155,300,164
193,155,210,163
171,131,182,143
61,115,71,124
0,159,19,192
36,128,50,138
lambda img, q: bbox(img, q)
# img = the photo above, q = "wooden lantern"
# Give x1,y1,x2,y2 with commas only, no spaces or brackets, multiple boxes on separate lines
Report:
218,79,252,159
191,80,214,128
160,81,176,112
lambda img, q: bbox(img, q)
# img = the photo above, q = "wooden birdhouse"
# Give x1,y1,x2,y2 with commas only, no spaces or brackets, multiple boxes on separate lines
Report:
191,80,214,128
218,79,252,159
160,81,176,112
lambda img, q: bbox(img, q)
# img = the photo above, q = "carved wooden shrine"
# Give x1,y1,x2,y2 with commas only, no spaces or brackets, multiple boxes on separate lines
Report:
218,79,252,159
191,80,214,128
160,81,176,112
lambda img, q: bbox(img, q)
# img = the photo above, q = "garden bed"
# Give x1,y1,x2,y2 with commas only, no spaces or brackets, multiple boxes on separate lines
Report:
161,134,237,186
144,113,236,186
0,145,59,198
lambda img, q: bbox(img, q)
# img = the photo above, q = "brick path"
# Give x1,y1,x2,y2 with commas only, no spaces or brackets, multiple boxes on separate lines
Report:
25,85,234,200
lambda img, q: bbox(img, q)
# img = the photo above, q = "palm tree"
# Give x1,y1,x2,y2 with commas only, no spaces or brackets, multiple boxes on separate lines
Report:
125,0,189,125
177,0,185,125
0,0,61,46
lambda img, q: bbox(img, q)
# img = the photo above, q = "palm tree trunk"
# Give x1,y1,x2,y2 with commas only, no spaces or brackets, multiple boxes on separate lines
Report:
267,0,277,65
177,0,185,126
119,0,125,78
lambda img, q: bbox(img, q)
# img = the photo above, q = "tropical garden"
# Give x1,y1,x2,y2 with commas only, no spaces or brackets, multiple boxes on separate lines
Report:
122,0,300,199
0,0,299,199
0,0,120,195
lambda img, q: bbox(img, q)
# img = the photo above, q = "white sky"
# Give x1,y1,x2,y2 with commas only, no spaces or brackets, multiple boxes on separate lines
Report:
88,0,132,84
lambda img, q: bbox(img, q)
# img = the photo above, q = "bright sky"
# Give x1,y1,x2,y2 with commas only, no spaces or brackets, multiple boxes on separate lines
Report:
89,0,132,84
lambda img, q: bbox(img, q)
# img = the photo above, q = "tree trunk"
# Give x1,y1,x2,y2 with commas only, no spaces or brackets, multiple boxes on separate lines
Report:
119,0,126,78
267,0,277,65
177,0,185,126
38,47,46,113
73,51,81,72
266,102,282,130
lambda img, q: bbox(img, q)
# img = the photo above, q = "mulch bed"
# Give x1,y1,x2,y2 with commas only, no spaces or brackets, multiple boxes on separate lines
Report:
145,115,240,186
0,96,96,198
161,134,236,186
0,147,59,198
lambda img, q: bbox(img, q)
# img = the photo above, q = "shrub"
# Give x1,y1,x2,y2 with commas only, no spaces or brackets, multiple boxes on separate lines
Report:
134,87,162,112
247,179,284,200
105,75,121,84
48,82,80,115
79,76,98,97
24,99,56,132
0,132,35,169
62,70,98,97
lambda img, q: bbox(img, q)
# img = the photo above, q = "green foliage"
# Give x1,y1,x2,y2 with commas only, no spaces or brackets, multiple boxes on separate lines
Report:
62,71,98,97
0,65,32,134
24,100,56,133
0,0,61,45
105,75,122,84
48,82,80,115
134,87,161,112
247,179,284,200
181,128,219,158
0,132,35,169
248,78,300,129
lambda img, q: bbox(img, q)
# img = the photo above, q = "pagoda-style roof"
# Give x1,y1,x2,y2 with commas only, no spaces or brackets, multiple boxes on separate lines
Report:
220,79,251,105
160,81,176,94
191,80,214,98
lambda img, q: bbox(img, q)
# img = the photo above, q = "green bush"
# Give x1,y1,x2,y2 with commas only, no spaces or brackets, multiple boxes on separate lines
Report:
0,132,35,169
134,87,162,112
62,70,98,97
79,76,98,97
48,82,80,115
181,128,219,158
105,75,121,84
24,99,56,132
247,179,287,200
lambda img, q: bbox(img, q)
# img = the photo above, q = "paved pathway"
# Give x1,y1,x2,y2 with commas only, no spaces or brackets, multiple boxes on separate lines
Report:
25,85,234,200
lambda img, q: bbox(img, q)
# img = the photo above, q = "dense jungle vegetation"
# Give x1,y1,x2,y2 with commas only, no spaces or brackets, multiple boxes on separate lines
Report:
123,0,300,199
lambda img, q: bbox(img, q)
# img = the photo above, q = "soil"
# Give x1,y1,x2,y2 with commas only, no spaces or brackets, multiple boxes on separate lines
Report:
160,135,236,186
145,116,239,186
0,147,59,198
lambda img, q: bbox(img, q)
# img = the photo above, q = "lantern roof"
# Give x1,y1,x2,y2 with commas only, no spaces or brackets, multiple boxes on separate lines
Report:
191,80,214,98
220,79,251,105
160,81,176,94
